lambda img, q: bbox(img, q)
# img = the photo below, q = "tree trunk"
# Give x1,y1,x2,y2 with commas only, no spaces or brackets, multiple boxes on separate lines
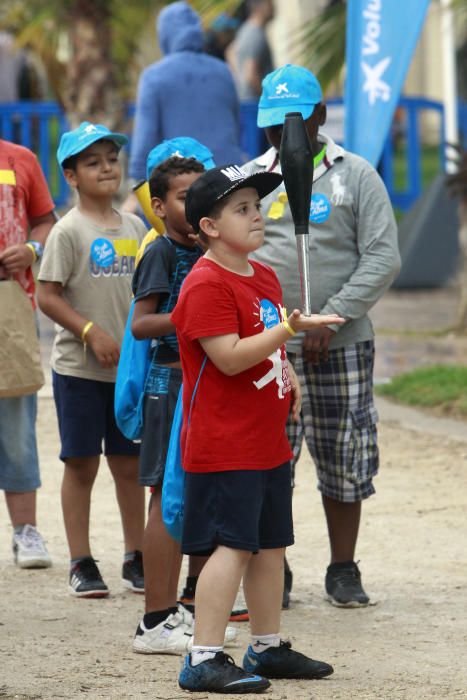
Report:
64,0,124,129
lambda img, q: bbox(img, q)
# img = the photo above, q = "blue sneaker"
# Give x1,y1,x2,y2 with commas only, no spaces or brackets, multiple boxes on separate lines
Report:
179,652,270,693
243,641,334,679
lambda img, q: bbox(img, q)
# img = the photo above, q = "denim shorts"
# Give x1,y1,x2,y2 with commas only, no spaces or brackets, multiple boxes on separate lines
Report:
181,462,294,556
139,365,182,487
52,371,140,461
0,393,41,492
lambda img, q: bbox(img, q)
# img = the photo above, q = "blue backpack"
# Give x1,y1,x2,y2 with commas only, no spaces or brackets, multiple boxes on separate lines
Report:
115,236,177,441
114,299,151,441
162,357,207,541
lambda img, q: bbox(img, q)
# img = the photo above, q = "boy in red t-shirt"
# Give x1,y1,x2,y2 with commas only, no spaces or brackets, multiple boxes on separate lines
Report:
172,164,344,693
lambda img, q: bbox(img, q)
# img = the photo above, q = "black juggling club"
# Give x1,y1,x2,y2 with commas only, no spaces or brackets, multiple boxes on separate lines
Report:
279,112,314,315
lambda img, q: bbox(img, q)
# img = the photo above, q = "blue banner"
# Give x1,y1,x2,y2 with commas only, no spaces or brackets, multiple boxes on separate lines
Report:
344,0,430,165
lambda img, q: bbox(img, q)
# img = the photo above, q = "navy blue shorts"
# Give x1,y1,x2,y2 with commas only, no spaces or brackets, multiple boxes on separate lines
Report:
52,371,140,461
181,462,294,555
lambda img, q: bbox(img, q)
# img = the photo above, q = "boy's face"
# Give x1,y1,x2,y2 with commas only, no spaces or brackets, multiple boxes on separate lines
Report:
64,140,121,196
264,103,327,152
203,187,264,253
152,171,202,242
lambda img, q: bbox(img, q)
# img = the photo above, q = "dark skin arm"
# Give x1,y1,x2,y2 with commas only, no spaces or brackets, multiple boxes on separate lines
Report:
303,327,336,364
0,211,55,275
37,281,120,369
131,293,174,340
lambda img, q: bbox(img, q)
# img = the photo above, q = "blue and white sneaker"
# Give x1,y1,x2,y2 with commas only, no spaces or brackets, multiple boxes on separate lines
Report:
243,640,334,679
179,652,270,693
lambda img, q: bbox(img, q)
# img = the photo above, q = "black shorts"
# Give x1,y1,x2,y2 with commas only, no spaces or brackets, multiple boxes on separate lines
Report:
181,462,294,555
139,366,182,487
52,371,140,461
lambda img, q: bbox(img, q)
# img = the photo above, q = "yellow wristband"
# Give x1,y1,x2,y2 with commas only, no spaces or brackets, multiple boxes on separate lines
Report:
25,243,37,262
81,321,94,342
282,319,296,337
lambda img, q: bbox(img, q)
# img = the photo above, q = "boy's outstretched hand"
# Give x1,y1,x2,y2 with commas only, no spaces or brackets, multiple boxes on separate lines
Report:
287,309,345,331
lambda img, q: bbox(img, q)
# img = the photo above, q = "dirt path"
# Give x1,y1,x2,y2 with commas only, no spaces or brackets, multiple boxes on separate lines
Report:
1,396,466,700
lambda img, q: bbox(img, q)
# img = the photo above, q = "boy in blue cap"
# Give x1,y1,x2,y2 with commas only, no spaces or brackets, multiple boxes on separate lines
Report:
130,138,237,654
245,64,401,607
38,122,147,597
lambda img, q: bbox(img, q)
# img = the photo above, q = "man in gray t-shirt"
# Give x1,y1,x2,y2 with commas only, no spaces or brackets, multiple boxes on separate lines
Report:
229,0,274,100
245,65,401,609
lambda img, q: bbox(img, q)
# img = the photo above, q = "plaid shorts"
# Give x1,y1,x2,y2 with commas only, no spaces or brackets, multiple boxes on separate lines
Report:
287,341,379,502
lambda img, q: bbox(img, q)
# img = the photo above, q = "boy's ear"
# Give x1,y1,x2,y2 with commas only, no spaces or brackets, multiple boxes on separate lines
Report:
199,216,220,240
151,196,165,218
63,168,78,189
318,103,327,127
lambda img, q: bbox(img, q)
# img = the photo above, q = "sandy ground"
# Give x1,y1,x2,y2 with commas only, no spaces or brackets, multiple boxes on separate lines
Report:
1,392,467,700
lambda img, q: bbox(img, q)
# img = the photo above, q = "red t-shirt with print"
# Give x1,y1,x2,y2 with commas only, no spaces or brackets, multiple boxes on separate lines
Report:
171,257,292,473
0,140,55,305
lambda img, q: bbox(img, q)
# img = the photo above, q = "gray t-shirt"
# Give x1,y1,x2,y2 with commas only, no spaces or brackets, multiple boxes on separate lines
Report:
233,22,273,100
245,132,401,352
39,207,146,382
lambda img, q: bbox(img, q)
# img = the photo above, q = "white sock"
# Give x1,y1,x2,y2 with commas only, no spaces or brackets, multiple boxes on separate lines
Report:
191,645,223,666
251,633,281,653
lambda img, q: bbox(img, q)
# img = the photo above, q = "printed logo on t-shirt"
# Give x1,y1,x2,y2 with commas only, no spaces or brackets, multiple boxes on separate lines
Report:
309,193,331,223
89,238,138,277
258,298,280,329
252,298,291,399
90,238,115,267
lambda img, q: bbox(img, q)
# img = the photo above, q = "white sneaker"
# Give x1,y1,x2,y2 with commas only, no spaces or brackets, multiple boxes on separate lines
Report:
133,609,193,655
12,524,52,569
177,603,238,648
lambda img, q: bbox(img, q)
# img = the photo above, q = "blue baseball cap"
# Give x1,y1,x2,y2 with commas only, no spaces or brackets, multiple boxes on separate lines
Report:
257,64,323,128
57,121,128,168
146,137,216,180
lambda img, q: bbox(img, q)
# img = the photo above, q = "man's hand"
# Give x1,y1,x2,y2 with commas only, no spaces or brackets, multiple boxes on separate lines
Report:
86,325,120,368
0,244,35,274
288,360,302,422
303,327,336,364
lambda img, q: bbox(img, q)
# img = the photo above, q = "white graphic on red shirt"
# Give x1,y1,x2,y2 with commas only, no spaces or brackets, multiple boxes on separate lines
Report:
252,298,291,398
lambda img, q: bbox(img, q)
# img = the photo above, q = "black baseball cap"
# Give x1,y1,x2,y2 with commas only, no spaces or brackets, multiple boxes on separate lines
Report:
185,164,283,232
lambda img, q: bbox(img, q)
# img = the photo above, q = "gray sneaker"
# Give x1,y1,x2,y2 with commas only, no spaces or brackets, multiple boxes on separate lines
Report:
12,524,52,569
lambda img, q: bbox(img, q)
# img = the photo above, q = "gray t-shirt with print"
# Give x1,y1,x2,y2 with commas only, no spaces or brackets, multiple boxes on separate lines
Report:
39,207,146,382
245,133,401,352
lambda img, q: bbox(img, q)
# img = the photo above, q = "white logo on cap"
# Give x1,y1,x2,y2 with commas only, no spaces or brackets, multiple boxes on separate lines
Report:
221,165,246,182
79,124,99,140
275,82,289,95
170,150,183,158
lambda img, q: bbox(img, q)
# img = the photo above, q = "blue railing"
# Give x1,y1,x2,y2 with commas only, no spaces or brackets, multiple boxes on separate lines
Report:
1,98,466,210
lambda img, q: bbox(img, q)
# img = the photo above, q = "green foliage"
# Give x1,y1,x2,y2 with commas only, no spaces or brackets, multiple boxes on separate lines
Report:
376,365,467,418
291,2,346,91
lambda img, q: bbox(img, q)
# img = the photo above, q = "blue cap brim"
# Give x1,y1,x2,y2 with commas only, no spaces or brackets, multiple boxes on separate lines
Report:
257,103,315,128
59,132,128,167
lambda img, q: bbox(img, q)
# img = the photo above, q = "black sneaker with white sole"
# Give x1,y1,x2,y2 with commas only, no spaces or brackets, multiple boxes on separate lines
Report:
122,550,144,593
69,557,109,598
325,560,369,607
243,640,334,680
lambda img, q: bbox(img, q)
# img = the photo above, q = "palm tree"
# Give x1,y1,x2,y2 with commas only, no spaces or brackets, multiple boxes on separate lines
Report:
1,0,241,129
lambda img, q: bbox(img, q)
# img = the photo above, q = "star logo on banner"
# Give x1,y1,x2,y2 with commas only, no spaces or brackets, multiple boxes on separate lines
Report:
361,57,392,105
275,82,288,95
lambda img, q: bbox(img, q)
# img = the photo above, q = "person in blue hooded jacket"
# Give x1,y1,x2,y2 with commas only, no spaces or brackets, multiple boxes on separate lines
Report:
128,2,244,188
